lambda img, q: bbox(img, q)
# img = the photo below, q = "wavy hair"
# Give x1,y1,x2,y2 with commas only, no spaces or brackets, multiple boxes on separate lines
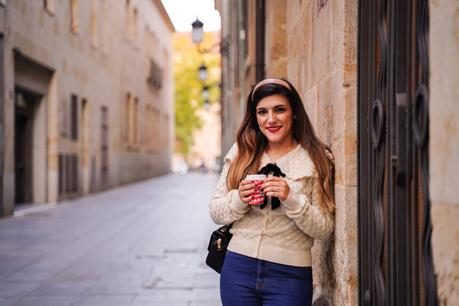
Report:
226,78,335,214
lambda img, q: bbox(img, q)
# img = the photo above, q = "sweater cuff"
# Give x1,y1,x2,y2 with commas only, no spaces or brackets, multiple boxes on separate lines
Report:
228,189,249,213
282,189,307,213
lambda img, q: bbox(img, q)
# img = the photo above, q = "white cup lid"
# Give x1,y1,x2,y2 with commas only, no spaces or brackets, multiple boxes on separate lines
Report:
245,174,266,180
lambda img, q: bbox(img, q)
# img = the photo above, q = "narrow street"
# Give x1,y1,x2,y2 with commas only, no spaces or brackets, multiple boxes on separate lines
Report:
0,173,221,306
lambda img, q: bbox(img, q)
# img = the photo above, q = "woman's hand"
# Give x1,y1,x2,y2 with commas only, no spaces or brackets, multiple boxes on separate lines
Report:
261,177,290,202
238,180,256,204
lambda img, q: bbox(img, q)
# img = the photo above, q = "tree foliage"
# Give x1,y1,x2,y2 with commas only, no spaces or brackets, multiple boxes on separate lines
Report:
173,32,220,156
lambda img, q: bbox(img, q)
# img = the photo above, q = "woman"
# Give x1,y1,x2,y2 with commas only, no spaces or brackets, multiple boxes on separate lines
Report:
209,78,335,306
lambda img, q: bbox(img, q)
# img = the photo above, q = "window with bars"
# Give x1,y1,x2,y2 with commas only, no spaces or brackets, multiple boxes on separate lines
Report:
124,93,130,143
70,94,78,141
133,97,139,143
100,106,109,185
58,153,79,197
147,59,163,89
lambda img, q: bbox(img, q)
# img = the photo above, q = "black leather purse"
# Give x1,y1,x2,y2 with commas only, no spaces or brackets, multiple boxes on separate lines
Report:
206,224,233,274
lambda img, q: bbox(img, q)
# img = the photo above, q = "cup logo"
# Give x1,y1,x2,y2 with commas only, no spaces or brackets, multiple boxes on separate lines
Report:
245,174,266,205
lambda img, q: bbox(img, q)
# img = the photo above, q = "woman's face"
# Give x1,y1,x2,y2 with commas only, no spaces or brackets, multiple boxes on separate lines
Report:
255,94,294,146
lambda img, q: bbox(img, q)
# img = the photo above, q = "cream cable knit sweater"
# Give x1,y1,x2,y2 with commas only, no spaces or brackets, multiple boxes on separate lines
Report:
209,143,334,267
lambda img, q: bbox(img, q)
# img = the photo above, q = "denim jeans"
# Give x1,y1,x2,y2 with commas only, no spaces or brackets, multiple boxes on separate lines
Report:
220,251,313,306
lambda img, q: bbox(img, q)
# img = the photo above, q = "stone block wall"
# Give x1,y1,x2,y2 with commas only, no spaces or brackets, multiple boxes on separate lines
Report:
285,0,358,305
265,0,287,77
429,0,459,304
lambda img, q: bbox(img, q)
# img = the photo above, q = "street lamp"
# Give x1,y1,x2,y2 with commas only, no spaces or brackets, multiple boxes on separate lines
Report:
191,17,229,55
192,18,223,111
198,63,208,81
191,18,204,44
202,85,210,109
202,85,210,101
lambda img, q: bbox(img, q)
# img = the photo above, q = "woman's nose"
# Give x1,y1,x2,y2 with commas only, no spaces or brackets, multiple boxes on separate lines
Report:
267,111,277,122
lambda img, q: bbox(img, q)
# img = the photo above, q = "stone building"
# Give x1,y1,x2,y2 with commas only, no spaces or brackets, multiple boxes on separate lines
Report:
0,0,174,217
216,0,458,305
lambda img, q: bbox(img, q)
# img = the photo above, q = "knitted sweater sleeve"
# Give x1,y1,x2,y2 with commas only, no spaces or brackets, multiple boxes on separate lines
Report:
209,144,250,225
282,177,334,240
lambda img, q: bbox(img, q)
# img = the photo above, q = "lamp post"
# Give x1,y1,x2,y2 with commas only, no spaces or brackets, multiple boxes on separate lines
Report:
191,18,204,44
191,17,228,55
198,63,208,82
191,18,223,111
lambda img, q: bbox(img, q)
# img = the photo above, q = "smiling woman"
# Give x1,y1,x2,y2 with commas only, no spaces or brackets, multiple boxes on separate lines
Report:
208,78,336,306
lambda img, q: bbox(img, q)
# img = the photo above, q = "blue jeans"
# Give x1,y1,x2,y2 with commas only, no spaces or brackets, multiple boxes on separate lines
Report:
220,251,313,306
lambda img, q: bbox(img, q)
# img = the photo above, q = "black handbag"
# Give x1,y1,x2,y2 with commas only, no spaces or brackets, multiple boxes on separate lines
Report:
206,224,233,274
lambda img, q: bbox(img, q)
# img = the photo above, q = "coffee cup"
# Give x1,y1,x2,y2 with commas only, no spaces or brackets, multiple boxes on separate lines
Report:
245,174,266,205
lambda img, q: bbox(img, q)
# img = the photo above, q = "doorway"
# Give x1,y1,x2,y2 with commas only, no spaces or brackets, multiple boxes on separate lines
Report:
14,90,40,204
358,0,437,305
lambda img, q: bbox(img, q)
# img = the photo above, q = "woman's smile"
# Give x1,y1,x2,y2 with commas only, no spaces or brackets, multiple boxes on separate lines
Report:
266,125,282,133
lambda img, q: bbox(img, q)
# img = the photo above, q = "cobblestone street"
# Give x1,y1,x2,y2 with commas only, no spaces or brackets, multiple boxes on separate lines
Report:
0,173,221,306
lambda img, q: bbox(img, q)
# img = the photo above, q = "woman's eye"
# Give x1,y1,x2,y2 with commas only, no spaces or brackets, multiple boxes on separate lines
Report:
275,108,286,113
257,110,267,115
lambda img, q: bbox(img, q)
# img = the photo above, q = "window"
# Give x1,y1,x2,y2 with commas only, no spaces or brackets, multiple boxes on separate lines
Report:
59,153,79,197
71,154,79,193
133,97,139,144
100,106,109,183
124,93,131,143
70,94,78,141
70,0,80,34
128,95,134,143
59,100,68,137
58,154,64,195
124,93,139,145
147,59,163,89
44,0,55,14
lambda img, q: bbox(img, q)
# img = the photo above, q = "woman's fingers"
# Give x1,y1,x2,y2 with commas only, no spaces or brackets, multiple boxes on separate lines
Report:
238,180,260,204
261,178,285,189
261,178,290,201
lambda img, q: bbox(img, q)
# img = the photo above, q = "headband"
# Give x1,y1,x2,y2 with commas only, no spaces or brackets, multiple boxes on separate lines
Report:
251,78,291,100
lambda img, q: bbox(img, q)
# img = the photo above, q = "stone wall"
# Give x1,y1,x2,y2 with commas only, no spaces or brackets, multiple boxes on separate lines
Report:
265,0,287,77
285,0,358,305
429,0,459,304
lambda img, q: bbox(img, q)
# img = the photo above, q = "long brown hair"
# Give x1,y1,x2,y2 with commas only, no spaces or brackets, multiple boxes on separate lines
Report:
226,78,335,214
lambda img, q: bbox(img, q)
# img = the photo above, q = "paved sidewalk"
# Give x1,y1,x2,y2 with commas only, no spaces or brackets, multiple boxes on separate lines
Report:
0,173,222,306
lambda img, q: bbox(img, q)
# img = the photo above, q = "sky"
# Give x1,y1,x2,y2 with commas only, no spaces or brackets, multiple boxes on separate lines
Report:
161,0,221,32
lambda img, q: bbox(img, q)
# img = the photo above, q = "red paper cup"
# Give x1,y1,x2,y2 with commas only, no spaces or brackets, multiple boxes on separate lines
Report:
245,174,266,205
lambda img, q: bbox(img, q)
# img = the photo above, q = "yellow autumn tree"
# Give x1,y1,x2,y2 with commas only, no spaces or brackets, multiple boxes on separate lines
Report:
173,31,220,156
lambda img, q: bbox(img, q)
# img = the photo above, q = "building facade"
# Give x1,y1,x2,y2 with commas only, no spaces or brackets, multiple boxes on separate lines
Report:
0,0,174,217
216,0,459,305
